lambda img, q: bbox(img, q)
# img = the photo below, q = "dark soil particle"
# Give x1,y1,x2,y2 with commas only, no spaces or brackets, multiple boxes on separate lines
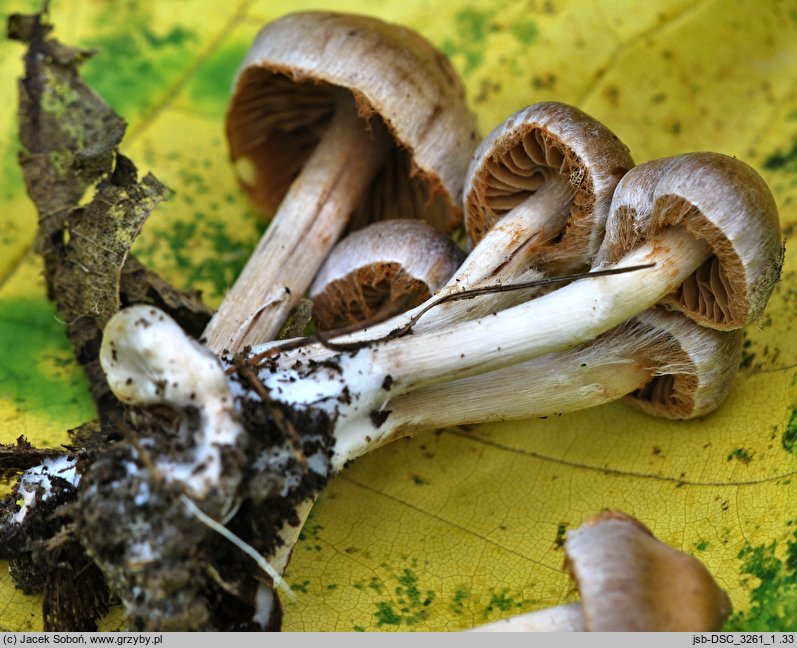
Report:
0,462,109,631
45,363,339,631
370,409,391,428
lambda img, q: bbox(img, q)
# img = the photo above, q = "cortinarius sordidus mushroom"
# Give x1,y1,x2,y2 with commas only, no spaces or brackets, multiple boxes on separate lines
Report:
464,101,634,272
280,102,635,349
86,152,780,630
203,11,478,352
595,152,783,330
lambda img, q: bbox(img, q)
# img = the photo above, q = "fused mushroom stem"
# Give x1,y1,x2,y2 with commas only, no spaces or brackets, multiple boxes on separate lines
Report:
367,307,742,455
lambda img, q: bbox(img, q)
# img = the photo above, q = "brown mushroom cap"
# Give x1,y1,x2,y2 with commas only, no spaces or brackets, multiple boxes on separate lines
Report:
309,219,465,330
596,153,783,330
474,511,732,631
565,511,732,631
464,102,634,272
618,307,743,419
226,11,479,233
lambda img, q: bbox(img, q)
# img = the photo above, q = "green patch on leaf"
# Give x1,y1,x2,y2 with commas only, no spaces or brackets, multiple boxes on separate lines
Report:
134,212,260,300
368,576,385,595
554,522,568,548
695,539,710,552
763,138,797,173
368,562,436,627
188,40,251,116
441,7,495,74
783,407,797,455
510,19,538,44
483,587,515,618
724,529,797,630
450,585,470,615
0,297,94,425
727,447,754,463
291,580,311,594
298,523,323,541
374,601,402,626
455,7,492,42
81,15,198,120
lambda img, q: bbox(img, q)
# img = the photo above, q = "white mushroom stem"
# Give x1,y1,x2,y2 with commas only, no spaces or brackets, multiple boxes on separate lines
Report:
100,306,244,501
265,305,739,573
473,604,586,632
259,226,710,403
203,94,392,353
332,308,740,466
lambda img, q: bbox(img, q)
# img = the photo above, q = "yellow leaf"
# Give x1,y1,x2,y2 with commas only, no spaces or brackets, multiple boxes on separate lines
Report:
1,0,796,632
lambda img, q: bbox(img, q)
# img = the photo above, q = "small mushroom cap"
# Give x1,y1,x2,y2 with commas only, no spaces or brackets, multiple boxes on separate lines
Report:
565,511,732,631
612,307,743,419
595,153,783,330
464,102,634,271
227,11,479,233
309,219,465,330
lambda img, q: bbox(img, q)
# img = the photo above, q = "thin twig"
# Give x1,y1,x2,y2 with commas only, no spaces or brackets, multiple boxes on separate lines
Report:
235,262,655,368
317,263,656,351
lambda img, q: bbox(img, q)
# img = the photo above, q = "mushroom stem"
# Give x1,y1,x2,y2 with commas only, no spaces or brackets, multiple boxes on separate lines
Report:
246,228,707,573
261,226,710,403
473,604,586,632
266,306,740,573
335,307,740,463
336,178,575,340
204,93,392,353
343,322,651,456
101,307,244,507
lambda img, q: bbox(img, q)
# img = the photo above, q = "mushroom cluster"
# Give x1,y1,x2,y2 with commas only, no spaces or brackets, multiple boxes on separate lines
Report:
3,10,784,633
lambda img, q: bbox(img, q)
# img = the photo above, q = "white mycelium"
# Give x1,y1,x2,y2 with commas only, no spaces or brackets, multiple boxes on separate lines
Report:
11,455,79,525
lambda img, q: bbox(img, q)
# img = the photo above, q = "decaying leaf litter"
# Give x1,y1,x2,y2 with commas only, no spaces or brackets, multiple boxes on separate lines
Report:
0,6,784,632
2,11,254,630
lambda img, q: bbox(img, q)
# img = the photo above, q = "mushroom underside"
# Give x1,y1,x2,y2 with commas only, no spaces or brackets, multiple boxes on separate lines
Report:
312,262,432,330
465,124,598,273
227,69,454,233
606,196,737,328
